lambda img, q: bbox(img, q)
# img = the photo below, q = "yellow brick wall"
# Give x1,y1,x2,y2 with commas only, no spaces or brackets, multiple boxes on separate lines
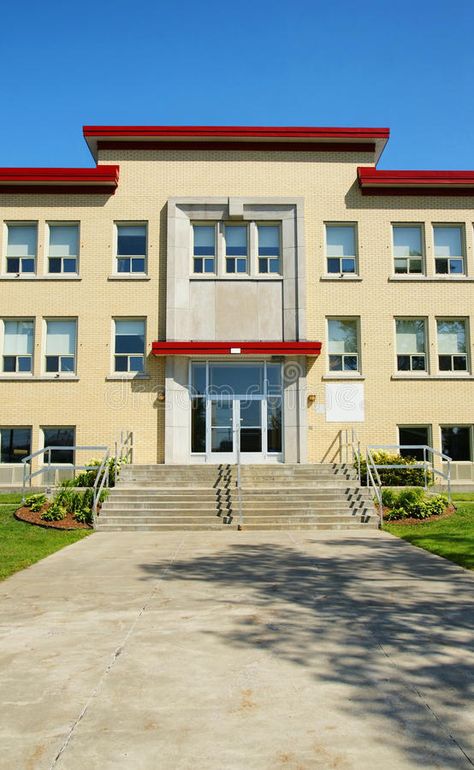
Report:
0,148,473,469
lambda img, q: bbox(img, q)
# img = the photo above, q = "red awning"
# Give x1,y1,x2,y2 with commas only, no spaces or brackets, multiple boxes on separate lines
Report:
152,341,321,356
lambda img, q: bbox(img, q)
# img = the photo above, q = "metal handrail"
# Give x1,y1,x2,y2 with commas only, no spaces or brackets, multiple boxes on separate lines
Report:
233,421,243,530
366,449,384,523
21,445,108,500
342,428,361,485
92,452,110,525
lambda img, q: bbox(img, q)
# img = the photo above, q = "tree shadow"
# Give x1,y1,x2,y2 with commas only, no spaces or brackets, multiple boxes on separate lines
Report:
139,537,474,767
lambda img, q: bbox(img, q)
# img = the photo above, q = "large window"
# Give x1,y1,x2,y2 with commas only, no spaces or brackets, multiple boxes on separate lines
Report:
434,226,464,275
327,319,359,372
6,224,36,274
224,225,248,274
398,426,430,461
43,427,75,464
441,426,471,461
192,224,215,274
114,319,145,372
326,225,357,274
48,224,79,274
2,319,33,373
257,225,281,274
395,319,427,371
392,225,423,274
116,224,147,274
437,319,468,371
45,319,77,374
0,427,31,463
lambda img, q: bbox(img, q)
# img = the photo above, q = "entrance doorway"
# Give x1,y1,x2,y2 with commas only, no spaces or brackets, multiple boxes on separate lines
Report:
190,361,283,463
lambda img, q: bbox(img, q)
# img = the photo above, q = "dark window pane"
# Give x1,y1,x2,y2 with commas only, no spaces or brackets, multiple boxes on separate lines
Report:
22,259,35,272
203,258,215,273
61,357,75,372
131,258,145,273
267,399,282,452
450,259,464,274
7,258,19,273
327,258,340,273
130,356,144,372
240,400,261,427
43,428,75,464
236,259,247,273
397,355,410,371
115,334,144,354
117,232,146,256
1,428,31,463
209,365,263,395
435,259,449,274
191,399,206,452
399,426,429,460
46,356,59,373
118,258,131,273
453,356,467,371
18,356,31,372
269,259,280,273
226,258,236,273
412,356,426,371
191,364,206,396
49,258,62,273
329,355,342,371
394,259,407,274
410,259,422,273
240,428,262,452
259,258,268,273
439,355,452,371
341,258,355,273
64,259,77,273
442,427,471,461
115,356,128,372
211,428,233,452
3,356,16,372
193,258,203,273
343,356,358,371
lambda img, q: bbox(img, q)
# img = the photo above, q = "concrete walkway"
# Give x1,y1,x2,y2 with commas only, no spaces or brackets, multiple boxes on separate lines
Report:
0,531,473,770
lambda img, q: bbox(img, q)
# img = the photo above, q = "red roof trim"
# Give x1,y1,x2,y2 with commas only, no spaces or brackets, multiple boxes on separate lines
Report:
85,125,389,140
152,341,322,356
358,166,474,195
0,165,119,195
97,139,376,154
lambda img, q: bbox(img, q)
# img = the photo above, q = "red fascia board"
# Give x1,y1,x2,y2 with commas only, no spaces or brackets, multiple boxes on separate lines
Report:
84,125,389,140
152,341,322,356
358,166,474,190
0,166,119,184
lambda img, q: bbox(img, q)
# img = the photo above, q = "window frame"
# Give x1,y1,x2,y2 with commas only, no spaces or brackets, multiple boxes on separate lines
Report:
41,426,76,465
325,223,358,276
46,222,80,275
433,224,465,276
326,317,361,374
1,318,34,375
0,426,32,464
4,222,37,275
114,222,148,275
397,425,431,460
436,317,469,373
43,318,78,376
191,222,217,275
257,222,282,275
392,223,425,275
395,317,428,373
113,317,146,374
223,223,249,275
440,425,472,462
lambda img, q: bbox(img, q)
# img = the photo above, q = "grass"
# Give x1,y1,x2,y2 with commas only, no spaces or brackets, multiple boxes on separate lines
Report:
384,492,474,570
0,493,91,582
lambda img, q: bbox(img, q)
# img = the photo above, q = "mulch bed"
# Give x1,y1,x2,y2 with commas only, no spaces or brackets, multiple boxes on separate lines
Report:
383,504,456,526
14,505,91,530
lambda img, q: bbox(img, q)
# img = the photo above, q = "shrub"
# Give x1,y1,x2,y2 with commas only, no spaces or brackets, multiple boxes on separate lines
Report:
382,489,449,521
24,493,47,512
381,488,398,508
72,457,124,488
41,502,67,521
359,451,432,487
73,487,95,526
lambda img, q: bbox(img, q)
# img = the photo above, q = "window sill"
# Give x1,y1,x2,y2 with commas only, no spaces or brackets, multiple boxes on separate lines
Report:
189,275,282,281
0,275,82,281
106,374,150,381
107,275,151,281
322,374,365,381
320,275,362,282
0,375,79,381
388,275,474,282
391,374,474,381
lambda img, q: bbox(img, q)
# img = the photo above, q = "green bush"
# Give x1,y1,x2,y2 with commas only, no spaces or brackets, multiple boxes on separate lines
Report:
69,457,124,488
359,451,432,487
41,502,67,521
24,493,47,512
381,488,398,508
382,489,449,521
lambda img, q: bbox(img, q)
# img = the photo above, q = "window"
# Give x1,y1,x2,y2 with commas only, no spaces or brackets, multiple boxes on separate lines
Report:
6,224,36,274
328,319,359,372
224,225,248,273
326,225,356,274
395,319,427,371
441,426,471,461
398,426,430,461
258,225,281,273
192,224,215,273
437,319,468,371
0,427,31,463
116,224,147,273
3,319,33,373
45,320,77,373
114,319,145,372
48,224,79,273
434,226,464,275
43,427,75,464
392,225,423,274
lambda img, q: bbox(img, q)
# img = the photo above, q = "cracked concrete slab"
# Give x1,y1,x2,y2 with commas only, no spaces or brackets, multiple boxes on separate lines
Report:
0,530,473,769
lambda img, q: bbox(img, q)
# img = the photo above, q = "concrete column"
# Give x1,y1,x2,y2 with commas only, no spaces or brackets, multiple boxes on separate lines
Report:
164,356,190,464
283,356,307,463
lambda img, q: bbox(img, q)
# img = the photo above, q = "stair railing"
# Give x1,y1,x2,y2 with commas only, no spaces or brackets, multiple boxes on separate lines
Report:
92,452,110,525
342,428,362,485
365,448,384,524
21,445,108,501
233,419,243,530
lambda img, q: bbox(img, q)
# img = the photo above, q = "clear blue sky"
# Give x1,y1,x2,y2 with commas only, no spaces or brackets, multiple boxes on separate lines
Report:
2,0,474,169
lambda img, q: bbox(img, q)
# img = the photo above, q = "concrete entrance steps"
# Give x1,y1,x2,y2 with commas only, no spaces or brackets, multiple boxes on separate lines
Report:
96,463,378,531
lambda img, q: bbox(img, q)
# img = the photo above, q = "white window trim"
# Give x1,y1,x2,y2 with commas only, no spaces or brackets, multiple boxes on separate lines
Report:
40,425,76,466
112,317,147,375
433,223,466,276
0,426,32,464
324,222,358,277
46,221,80,276
440,424,473,463
392,222,425,276
436,317,470,375
113,222,148,276
0,317,35,377
42,317,78,377
326,316,361,375
3,221,38,276
394,317,429,374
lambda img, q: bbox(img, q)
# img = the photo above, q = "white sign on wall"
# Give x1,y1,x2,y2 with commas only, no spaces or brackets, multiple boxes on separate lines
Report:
325,383,365,423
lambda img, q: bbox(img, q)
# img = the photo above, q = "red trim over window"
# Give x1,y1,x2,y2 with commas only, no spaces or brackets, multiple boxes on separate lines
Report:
152,341,322,356
0,166,119,195
358,166,474,195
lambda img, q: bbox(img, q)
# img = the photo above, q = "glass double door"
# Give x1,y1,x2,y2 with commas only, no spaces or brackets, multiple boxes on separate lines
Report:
210,397,265,462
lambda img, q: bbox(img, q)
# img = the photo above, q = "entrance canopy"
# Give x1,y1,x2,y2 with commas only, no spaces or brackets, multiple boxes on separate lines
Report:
152,341,322,356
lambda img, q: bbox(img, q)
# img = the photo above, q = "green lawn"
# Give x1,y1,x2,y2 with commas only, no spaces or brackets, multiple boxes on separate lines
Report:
384,493,474,570
0,493,91,582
